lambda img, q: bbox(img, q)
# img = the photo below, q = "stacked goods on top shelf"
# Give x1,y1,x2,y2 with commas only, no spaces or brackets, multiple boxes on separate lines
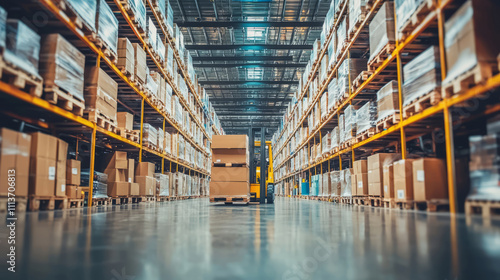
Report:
368,1,395,68
29,132,58,197
0,128,30,197
66,159,81,199
95,0,118,60
84,66,118,126
136,161,156,196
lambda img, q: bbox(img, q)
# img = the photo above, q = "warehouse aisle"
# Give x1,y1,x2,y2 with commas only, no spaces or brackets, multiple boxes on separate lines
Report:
1,198,500,279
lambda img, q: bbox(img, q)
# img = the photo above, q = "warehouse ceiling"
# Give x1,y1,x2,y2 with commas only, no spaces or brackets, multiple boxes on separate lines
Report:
172,0,332,135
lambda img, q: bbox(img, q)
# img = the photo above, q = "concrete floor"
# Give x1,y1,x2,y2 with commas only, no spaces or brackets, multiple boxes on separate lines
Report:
1,197,500,279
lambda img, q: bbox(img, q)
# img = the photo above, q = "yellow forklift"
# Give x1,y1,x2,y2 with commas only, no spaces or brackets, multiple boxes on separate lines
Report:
249,128,274,204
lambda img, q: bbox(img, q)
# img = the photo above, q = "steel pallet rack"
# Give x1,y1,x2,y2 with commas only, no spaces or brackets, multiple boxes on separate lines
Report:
272,0,500,213
0,0,218,206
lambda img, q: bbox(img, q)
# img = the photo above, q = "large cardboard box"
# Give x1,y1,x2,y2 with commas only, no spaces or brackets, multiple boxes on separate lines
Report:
117,112,134,131
413,158,447,201
107,181,129,197
129,182,139,196
84,67,118,122
117,37,134,78
212,149,248,164
30,132,57,160
127,158,135,183
0,128,31,197
136,176,155,196
66,159,81,185
383,164,395,198
212,135,248,149
65,185,78,198
55,139,68,197
211,167,249,182
353,160,367,174
351,174,357,196
367,153,401,196
209,181,249,197
106,151,127,170
105,168,126,182
29,157,56,196
356,173,368,195
394,159,416,201
136,162,155,177
133,43,147,84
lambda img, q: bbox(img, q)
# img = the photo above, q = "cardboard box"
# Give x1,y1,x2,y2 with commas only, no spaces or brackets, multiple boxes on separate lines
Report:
211,167,249,182
105,168,127,182
66,159,81,185
136,176,155,196
353,160,367,174
212,149,248,164
394,159,416,201
107,181,129,197
117,37,134,77
209,181,250,197
55,161,66,197
367,153,401,172
84,67,118,122
129,182,139,196
106,151,128,169
29,157,56,196
30,132,57,160
133,43,147,84
211,135,248,149
65,185,78,198
136,162,155,177
0,128,31,196
127,158,135,183
356,173,368,195
117,112,134,131
383,164,395,198
413,158,447,201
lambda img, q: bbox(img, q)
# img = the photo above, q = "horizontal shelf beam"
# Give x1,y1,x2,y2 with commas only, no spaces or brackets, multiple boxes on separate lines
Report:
199,80,299,85
185,44,313,50
176,21,323,28
193,63,307,68
193,56,295,61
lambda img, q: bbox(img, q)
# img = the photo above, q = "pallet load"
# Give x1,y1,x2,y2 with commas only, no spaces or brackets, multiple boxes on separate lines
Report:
442,0,500,97
210,135,250,204
395,0,436,39
376,81,400,132
341,168,353,198
348,0,367,37
95,0,118,61
66,159,83,207
154,173,169,199
39,34,85,116
84,66,118,130
368,1,395,69
0,128,30,211
330,171,340,197
412,158,448,210
55,138,68,198
343,105,357,145
133,43,147,86
402,46,441,117
117,38,134,80
355,101,376,141
117,112,138,142
352,160,368,198
393,159,416,205
337,59,366,105
105,151,130,200
135,162,156,197
367,153,401,198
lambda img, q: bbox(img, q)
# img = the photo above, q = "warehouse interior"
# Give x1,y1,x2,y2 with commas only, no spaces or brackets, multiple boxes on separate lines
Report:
0,0,500,279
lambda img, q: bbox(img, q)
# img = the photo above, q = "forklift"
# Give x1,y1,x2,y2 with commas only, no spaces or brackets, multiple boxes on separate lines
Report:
248,127,274,204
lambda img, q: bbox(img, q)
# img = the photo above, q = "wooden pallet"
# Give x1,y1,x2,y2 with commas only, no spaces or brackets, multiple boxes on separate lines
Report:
93,36,118,64
28,196,67,211
398,0,436,41
0,197,27,213
85,110,117,133
352,70,373,92
0,56,43,97
375,113,400,133
92,197,110,206
465,199,500,218
442,62,497,98
355,127,375,143
212,162,248,167
118,128,139,143
402,90,441,118
413,199,449,212
353,196,368,206
67,198,84,208
368,196,382,207
395,200,414,210
54,0,97,40
340,196,352,204
348,11,367,39
382,198,396,208
110,197,132,205
210,196,250,204
43,85,85,116
334,0,348,19
119,0,147,33
133,196,156,203
368,43,396,71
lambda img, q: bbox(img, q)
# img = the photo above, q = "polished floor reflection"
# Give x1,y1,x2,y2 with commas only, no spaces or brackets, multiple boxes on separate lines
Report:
1,197,500,279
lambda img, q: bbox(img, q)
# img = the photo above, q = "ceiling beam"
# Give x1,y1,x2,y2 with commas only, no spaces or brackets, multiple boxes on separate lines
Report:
210,98,291,102
185,44,313,50
192,56,294,61
216,112,284,116
213,104,287,109
176,21,323,28
193,63,306,68
199,80,299,85
204,87,291,91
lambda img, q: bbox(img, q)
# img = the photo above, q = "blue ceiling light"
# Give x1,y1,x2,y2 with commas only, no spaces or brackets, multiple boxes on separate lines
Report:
245,81,264,86
232,0,272,2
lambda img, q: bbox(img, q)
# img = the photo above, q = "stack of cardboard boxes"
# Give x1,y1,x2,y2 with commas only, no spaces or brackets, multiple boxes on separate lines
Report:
136,162,156,196
29,132,58,197
66,159,81,199
352,160,368,196
55,138,68,197
0,128,30,197
133,43,147,85
105,152,138,197
367,153,401,197
210,135,250,201
117,38,134,79
84,67,118,124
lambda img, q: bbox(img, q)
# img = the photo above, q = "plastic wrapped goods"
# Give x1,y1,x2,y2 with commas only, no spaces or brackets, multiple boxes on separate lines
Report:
146,17,157,48
395,0,417,33
166,0,174,35
356,101,376,135
331,127,339,150
339,114,345,144
157,34,165,63
322,132,331,155
331,171,341,196
336,18,347,59
129,0,147,32
96,0,119,55
136,123,158,146
344,105,356,141
328,35,336,68
349,0,367,35
376,81,399,122
39,34,85,101
146,72,159,96
4,20,40,77
155,173,169,196
133,43,147,84
328,78,337,111
444,0,500,85
323,173,331,196
369,1,395,63
84,67,118,122
65,0,97,32
337,59,367,101
341,169,352,197
0,6,6,49
402,46,441,106
468,134,500,200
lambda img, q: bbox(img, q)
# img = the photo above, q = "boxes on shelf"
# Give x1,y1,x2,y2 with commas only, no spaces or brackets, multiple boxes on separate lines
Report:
211,135,249,165
117,112,134,131
155,173,169,196
468,134,500,201
348,0,367,36
0,7,5,50
341,168,353,197
4,20,41,77
0,128,31,197
330,171,340,196
443,0,500,87
376,81,399,122
413,158,447,201
395,0,426,35
136,162,155,177
369,1,395,63
336,17,348,58
29,132,57,196
39,34,85,101
127,158,135,183
65,185,79,199
55,139,68,197
84,66,118,123
64,0,97,32
393,159,416,201
96,0,118,55
337,59,367,101
343,105,357,142
138,123,158,147
367,153,401,197
117,38,134,78
382,164,394,199
402,46,441,106
356,101,376,135
133,43,147,84
105,151,129,197
128,0,146,32
353,159,368,196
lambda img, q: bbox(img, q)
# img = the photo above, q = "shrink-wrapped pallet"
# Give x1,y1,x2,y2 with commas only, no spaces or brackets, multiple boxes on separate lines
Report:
356,101,376,135
468,134,500,201
128,0,146,31
349,0,367,35
336,17,347,59
84,67,118,122
376,81,399,122
331,170,341,196
65,0,97,32
341,168,353,197
344,105,356,142
4,20,40,77
96,0,118,55
155,173,169,196
331,127,339,151
369,1,395,63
